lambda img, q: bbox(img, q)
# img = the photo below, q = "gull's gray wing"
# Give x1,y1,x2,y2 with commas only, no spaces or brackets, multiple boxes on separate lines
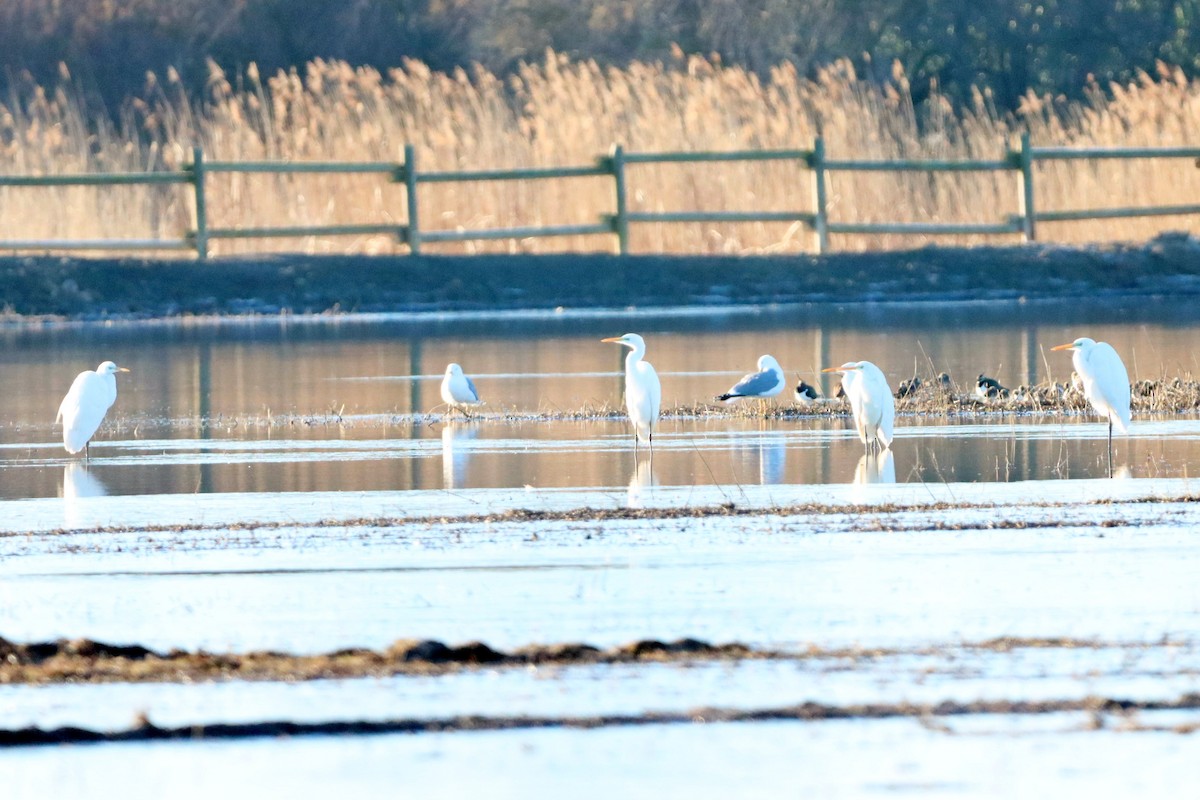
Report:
718,368,779,399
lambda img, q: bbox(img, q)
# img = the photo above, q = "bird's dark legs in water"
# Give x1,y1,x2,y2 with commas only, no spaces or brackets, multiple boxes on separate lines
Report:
1108,419,1114,479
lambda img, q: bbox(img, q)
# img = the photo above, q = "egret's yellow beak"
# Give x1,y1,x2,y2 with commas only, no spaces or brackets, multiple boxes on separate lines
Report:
821,366,841,373
117,367,132,373
1050,343,1075,352
601,337,622,343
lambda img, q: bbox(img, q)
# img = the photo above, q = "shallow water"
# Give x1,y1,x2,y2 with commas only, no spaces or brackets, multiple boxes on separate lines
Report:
3,482,1200,652
2,300,1200,497
4,305,1200,794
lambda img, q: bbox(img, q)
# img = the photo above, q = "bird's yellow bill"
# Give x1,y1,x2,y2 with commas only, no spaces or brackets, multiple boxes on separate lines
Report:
1050,343,1075,351
821,366,849,373
601,337,621,343
117,367,132,372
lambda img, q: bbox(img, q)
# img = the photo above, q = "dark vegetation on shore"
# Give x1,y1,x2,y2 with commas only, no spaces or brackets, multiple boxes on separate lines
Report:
4,235,1200,320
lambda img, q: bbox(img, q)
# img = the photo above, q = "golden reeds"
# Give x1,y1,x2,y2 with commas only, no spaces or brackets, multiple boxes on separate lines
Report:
3,54,1200,256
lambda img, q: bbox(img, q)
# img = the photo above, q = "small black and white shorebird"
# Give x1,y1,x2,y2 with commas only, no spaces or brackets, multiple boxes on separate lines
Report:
441,363,483,416
716,355,786,406
794,379,821,404
975,373,1010,399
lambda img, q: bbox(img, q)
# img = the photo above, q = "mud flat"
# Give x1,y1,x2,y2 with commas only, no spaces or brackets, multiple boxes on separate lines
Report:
2,474,1199,795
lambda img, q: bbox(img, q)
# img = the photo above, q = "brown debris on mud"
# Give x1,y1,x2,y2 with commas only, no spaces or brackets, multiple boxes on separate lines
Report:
0,635,758,685
0,634,1156,686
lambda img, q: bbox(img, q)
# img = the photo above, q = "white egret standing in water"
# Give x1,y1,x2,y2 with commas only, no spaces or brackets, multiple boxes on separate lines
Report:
1051,337,1131,477
440,363,482,417
602,333,662,451
822,360,895,453
57,361,130,457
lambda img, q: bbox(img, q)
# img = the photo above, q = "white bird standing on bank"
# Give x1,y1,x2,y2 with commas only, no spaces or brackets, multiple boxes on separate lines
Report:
57,361,130,457
822,360,895,452
715,354,785,406
1051,337,1131,477
603,333,662,450
440,363,483,416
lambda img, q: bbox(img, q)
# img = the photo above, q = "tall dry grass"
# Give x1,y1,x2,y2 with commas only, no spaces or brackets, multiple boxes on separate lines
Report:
3,54,1200,256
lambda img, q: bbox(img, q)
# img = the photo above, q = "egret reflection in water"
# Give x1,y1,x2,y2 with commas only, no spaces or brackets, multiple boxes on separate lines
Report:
60,463,109,528
441,422,479,489
626,454,655,508
854,450,896,485
61,462,109,499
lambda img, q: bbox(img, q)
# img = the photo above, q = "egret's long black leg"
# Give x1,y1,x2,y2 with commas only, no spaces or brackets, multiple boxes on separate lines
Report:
1108,419,1114,479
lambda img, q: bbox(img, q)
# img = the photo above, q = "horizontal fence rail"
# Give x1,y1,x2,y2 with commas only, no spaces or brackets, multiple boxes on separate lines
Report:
1,134,1199,258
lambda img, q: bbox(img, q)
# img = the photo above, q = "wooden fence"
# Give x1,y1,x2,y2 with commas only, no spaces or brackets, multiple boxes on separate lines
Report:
3,134,1200,258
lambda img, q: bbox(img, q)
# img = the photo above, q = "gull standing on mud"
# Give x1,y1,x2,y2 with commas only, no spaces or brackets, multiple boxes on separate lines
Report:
822,360,895,453
57,360,131,457
1051,337,1131,477
715,355,785,408
440,363,483,417
603,333,662,451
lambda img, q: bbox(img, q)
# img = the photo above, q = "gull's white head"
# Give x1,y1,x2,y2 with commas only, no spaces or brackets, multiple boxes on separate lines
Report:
757,355,783,373
446,363,464,376
98,361,131,375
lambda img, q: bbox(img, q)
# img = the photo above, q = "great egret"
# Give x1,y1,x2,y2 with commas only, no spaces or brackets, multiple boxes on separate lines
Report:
794,379,821,404
822,360,895,452
716,354,785,410
602,333,662,449
57,361,130,457
976,374,1010,399
1051,337,1131,477
440,363,482,417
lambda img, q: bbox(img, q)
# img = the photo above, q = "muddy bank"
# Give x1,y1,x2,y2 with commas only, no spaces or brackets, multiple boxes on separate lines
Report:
4,234,1200,319
0,635,1146,686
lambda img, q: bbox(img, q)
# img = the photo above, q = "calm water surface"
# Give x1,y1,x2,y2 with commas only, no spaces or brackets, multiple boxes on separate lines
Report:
2,299,1199,499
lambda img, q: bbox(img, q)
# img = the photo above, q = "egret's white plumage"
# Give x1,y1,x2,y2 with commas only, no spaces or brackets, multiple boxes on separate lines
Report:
822,360,895,451
440,363,482,415
603,333,662,447
1051,337,1131,475
716,355,785,403
56,361,129,456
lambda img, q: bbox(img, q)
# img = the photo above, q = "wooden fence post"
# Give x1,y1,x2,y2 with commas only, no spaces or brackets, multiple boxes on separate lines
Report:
809,137,829,254
190,146,208,259
1018,132,1037,242
402,144,421,255
610,144,629,255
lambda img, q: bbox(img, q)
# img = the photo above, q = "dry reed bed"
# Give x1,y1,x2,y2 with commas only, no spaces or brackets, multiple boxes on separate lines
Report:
3,57,1200,254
